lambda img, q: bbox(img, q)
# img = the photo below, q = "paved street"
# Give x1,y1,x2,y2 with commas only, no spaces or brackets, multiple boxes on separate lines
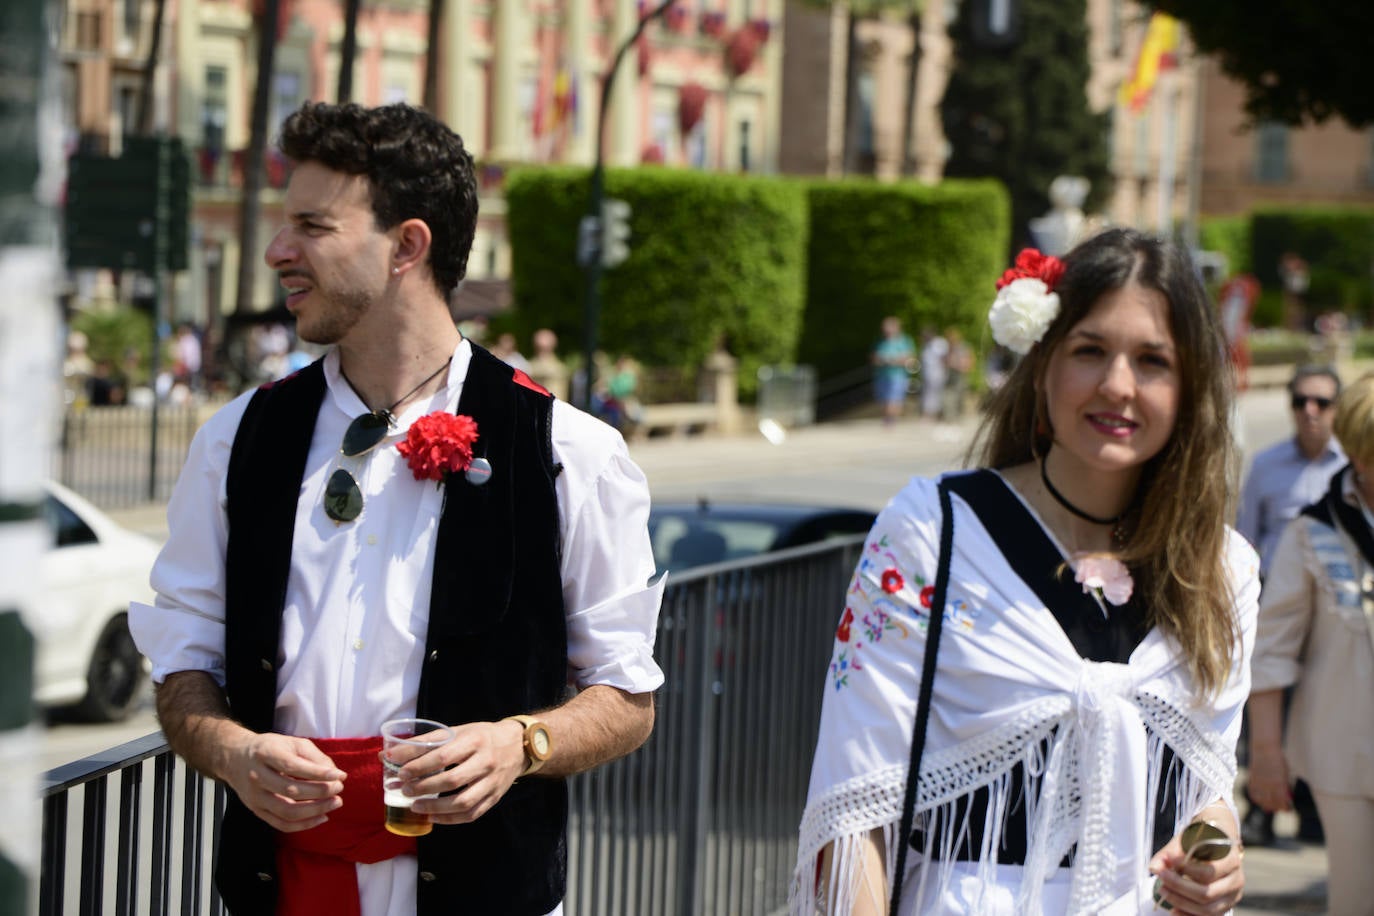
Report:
61,383,1326,913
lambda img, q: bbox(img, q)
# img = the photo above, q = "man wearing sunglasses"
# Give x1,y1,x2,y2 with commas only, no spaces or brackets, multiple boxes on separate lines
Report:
1235,362,1343,847
129,102,665,916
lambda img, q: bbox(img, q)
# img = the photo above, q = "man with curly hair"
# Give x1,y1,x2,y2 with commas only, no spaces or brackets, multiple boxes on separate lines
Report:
130,102,664,916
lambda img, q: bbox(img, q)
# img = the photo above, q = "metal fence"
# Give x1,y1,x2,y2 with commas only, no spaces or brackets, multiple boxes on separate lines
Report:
40,537,863,915
55,404,211,510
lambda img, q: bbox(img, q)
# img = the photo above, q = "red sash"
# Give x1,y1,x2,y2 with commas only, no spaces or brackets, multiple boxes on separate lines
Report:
274,736,418,916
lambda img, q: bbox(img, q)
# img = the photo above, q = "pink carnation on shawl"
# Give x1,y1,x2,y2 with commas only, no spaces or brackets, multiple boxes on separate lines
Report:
1073,554,1133,606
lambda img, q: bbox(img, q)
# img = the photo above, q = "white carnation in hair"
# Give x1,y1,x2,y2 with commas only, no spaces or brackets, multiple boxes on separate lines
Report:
988,277,1061,355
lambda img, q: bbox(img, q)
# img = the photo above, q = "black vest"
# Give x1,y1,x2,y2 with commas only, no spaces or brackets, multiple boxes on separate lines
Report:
218,344,569,915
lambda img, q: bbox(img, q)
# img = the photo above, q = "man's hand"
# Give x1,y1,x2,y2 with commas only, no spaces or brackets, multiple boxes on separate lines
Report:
220,732,347,833
1246,747,1294,814
404,719,525,825
156,671,345,833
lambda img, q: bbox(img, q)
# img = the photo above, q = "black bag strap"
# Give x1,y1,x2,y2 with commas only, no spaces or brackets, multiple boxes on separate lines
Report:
889,479,954,916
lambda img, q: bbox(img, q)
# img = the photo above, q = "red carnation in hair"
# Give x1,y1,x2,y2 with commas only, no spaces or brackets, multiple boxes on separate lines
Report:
396,412,479,483
995,248,1066,291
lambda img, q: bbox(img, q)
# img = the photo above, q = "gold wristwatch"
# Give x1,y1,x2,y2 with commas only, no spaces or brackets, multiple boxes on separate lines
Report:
505,714,553,776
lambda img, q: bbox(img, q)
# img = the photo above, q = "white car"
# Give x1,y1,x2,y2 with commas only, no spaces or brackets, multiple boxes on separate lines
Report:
36,481,159,721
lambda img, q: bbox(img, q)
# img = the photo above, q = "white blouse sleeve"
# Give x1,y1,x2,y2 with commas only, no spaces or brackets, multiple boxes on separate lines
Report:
552,401,665,693
127,394,250,685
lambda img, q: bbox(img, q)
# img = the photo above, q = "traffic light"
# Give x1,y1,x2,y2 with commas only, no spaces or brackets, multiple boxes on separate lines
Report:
576,214,601,268
600,198,631,268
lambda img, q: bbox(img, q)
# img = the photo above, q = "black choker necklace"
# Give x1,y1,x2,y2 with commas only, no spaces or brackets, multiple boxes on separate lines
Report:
1040,459,1125,526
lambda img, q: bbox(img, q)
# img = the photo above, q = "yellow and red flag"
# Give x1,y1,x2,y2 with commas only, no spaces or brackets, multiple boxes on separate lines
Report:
1119,12,1180,112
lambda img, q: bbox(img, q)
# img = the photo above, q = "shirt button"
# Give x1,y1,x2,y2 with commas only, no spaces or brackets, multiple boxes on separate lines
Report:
428,649,439,662
418,871,437,882
256,872,273,882
353,638,364,651
367,534,378,546
260,658,273,672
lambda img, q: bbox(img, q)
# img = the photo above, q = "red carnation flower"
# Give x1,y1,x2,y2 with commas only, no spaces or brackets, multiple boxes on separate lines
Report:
881,568,904,594
836,607,854,642
919,584,935,608
995,247,1066,291
396,412,479,483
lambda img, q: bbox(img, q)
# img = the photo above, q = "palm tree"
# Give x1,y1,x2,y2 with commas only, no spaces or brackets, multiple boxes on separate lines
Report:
234,0,281,315
135,0,168,132
424,0,445,113
899,2,925,177
338,0,362,102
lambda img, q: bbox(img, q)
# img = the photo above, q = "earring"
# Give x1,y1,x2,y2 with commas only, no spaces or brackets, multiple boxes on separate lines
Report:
391,266,400,275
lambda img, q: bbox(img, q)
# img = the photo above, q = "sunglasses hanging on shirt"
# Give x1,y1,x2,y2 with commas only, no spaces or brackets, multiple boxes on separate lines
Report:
323,357,452,523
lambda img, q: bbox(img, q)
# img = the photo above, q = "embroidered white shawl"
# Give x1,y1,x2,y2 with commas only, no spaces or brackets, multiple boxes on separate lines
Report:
791,474,1260,915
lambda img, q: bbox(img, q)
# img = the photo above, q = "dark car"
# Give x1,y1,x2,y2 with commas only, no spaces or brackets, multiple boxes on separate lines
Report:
647,500,878,573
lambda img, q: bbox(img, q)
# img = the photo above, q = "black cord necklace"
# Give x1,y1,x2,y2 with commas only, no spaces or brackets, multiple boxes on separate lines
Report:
346,356,452,425
1040,458,1125,526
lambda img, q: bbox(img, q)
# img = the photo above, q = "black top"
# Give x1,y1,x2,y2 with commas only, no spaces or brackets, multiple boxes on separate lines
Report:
911,470,1175,864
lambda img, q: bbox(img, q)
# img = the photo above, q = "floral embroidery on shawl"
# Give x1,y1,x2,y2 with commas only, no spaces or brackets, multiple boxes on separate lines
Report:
828,533,983,691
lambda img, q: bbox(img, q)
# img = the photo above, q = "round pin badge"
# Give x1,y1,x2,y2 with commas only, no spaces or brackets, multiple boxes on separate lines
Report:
465,456,493,486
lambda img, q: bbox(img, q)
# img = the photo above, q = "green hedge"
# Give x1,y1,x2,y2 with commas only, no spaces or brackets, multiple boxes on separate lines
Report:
1251,207,1374,314
503,166,808,399
1199,216,1252,276
798,179,1011,383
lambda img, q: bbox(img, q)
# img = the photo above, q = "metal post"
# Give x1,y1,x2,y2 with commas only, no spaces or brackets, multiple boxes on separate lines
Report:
580,0,676,412
0,1,60,911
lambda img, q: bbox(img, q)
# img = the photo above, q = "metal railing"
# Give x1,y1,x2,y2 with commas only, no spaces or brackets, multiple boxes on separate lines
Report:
40,537,863,915
55,404,210,509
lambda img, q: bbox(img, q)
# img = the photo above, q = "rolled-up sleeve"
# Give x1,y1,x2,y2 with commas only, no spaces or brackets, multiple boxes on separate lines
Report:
127,396,246,685
555,411,665,693
1250,518,1316,693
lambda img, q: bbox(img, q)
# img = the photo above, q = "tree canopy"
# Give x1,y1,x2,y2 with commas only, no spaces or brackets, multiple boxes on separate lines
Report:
1146,1,1374,127
940,0,1111,253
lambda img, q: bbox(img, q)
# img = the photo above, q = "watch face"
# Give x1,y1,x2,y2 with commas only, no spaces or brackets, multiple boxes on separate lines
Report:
530,726,551,759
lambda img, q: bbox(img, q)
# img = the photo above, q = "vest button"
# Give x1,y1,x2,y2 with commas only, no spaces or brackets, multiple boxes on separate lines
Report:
428,650,438,662
419,870,437,882
256,872,273,882
260,658,273,672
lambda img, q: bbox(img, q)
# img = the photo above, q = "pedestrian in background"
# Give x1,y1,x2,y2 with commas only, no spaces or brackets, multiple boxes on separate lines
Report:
871,316,914,425
1234,365,1342,846
1247,372,1374,916
941,326,974,420
129,101,664,916
918,326,949,420
793,231,1252,914
526,328,569,402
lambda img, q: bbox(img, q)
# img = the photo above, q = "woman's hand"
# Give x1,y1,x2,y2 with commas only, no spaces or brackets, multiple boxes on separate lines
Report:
1148,824,1244,916
1246,746,1294,814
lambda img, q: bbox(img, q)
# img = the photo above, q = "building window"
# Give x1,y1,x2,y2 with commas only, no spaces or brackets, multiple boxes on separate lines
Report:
737,120,751,172
1108,0,1122,56
686,121,709,169
271,71,303,130
116,85,137,139
202,66,227,153
1255,121,1289,183
857,70,876,173
201,66,228,185
120,0,140,49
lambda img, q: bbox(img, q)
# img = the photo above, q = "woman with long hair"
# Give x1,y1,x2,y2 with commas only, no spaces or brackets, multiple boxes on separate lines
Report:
792,229,1256,915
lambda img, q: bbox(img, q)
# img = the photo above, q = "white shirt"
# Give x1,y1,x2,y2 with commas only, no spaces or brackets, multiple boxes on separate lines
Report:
130,339,665,915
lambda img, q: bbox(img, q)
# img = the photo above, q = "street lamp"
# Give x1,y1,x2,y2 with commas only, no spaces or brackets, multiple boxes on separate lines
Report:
579,0,677,413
